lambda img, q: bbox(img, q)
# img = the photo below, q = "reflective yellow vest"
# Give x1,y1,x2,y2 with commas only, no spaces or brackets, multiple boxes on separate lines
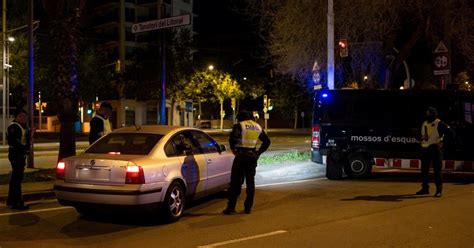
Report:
94,114,112,137
421,119,443,148
238,120,262,148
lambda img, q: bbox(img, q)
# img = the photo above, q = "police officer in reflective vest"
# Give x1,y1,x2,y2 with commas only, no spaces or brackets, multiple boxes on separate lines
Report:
223,110,270,215
7,110,29,210
416,107,450,197
89,102,113,144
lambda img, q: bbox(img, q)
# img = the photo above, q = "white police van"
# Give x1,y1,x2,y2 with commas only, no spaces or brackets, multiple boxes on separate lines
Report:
311,90,474,179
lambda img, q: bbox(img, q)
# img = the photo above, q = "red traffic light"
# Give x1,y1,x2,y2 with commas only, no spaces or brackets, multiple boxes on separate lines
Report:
338,39,348,57
338,39,347,48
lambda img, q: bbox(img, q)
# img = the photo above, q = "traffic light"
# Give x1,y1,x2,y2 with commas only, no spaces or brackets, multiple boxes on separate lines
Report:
338,39,348,57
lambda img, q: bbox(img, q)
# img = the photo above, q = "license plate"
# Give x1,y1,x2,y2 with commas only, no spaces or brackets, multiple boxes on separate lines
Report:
76,168,110,180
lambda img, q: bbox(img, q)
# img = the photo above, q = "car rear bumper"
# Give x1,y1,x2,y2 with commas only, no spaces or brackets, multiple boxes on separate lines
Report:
54,180,165,206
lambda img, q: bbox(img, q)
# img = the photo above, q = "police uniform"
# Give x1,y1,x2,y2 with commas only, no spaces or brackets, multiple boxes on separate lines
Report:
7,121,29,208
224,118,270,214
418,117,449,197
89,113,112,144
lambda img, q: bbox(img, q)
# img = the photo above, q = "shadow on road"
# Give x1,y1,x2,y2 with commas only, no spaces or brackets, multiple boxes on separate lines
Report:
354,171,474,185
340,194,432,202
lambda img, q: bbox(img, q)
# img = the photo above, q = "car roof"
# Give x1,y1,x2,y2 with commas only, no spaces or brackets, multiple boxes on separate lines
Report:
111,125,200,135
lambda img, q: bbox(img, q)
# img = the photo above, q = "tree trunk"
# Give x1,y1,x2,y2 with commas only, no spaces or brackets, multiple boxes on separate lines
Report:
43,3,84,162
293,107,298,129
220,99,224,130
385,16,430,89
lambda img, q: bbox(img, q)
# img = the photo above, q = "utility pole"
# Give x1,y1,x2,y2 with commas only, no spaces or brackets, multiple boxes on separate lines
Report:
27,0,34,168
158,1,167,125
327,0,335,90
2,0,6,146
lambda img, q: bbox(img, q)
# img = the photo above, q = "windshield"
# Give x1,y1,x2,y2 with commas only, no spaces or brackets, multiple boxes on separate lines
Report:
86,133,163,155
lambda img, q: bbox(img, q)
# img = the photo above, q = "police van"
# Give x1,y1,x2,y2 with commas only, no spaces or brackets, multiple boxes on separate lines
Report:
311,90,474,179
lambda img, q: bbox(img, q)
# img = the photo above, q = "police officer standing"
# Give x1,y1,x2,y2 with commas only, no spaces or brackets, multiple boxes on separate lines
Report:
89,102,113,144
416,107,451,197
6,110,29,210
223,110,270,215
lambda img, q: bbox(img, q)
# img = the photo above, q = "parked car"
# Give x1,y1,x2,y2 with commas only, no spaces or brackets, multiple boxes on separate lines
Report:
54,125,234,222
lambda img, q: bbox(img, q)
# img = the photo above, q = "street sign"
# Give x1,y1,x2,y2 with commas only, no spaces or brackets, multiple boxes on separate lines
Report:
433,41,450,76
132,14,191,34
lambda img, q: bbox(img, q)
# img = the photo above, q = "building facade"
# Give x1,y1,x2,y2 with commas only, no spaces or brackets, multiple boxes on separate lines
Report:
85,0,194,129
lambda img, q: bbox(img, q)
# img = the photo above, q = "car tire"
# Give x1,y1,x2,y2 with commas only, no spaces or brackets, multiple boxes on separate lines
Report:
75,206,95,217
162,181,186,223
345,153,372,178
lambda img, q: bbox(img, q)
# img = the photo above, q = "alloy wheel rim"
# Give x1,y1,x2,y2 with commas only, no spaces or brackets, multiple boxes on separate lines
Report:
169,186,184,216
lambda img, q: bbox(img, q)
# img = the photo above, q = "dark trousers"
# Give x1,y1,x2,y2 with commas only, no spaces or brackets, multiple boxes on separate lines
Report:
420,145,443,191
227,150,258,211
7,152,26,206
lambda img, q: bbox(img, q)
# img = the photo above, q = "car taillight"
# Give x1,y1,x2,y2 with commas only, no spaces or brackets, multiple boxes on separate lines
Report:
312,125,320,148
126,165,145,184
56,161,66,180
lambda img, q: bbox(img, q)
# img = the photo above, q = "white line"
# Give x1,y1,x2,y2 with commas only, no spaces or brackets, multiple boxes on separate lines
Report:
197,230,288,248
0,206,73,217
256,178,326,188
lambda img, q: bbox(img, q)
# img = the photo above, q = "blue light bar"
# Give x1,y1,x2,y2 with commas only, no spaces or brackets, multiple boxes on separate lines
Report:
322,93,328,98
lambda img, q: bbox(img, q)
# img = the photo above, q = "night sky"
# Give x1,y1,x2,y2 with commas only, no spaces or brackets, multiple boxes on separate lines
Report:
193,1,262,77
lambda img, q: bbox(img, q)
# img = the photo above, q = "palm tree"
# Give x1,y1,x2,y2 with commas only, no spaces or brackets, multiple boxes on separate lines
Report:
42,0,85,161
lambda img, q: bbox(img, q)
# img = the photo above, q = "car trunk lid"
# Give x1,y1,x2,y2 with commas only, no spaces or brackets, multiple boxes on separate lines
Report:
64,154,142,185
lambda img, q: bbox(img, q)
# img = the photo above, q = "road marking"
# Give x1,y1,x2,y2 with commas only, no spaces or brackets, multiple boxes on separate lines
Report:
256,178,326,188
197,230,287,248
0,206,72,217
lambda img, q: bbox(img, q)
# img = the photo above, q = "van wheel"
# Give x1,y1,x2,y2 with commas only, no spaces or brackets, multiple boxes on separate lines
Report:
345,153,372,178
162,181,186,223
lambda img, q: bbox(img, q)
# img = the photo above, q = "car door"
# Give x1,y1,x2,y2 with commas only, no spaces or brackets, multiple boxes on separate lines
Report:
190,130,232,191
165,131,208,198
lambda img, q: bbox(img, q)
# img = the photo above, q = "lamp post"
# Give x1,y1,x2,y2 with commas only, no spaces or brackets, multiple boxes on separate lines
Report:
2,0,6,146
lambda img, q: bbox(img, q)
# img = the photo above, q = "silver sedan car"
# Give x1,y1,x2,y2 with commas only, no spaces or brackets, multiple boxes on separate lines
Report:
54,125,234,222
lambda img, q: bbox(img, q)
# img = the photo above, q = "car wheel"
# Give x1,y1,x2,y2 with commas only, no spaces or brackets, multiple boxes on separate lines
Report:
345,153,372,178
75,206,95,217
162,181,186,223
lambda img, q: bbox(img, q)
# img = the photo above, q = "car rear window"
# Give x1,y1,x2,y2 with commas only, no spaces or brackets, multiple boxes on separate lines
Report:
86,133,163,155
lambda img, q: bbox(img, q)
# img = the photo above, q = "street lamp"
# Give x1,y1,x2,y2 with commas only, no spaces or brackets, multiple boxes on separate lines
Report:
208,65,214,71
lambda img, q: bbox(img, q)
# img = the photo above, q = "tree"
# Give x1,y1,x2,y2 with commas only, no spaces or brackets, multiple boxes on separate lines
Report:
240,0,474,89
212,71,243,130
185,69,243,130
42,0,86,162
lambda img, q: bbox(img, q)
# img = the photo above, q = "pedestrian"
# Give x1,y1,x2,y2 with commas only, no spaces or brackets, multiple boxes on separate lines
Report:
89,102,113,145
416,107,451,197
223,110,271,215
6,109,29,210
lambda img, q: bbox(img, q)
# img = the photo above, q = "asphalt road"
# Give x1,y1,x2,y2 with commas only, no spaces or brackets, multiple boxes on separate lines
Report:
0,162,473,248
0,134,311,171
